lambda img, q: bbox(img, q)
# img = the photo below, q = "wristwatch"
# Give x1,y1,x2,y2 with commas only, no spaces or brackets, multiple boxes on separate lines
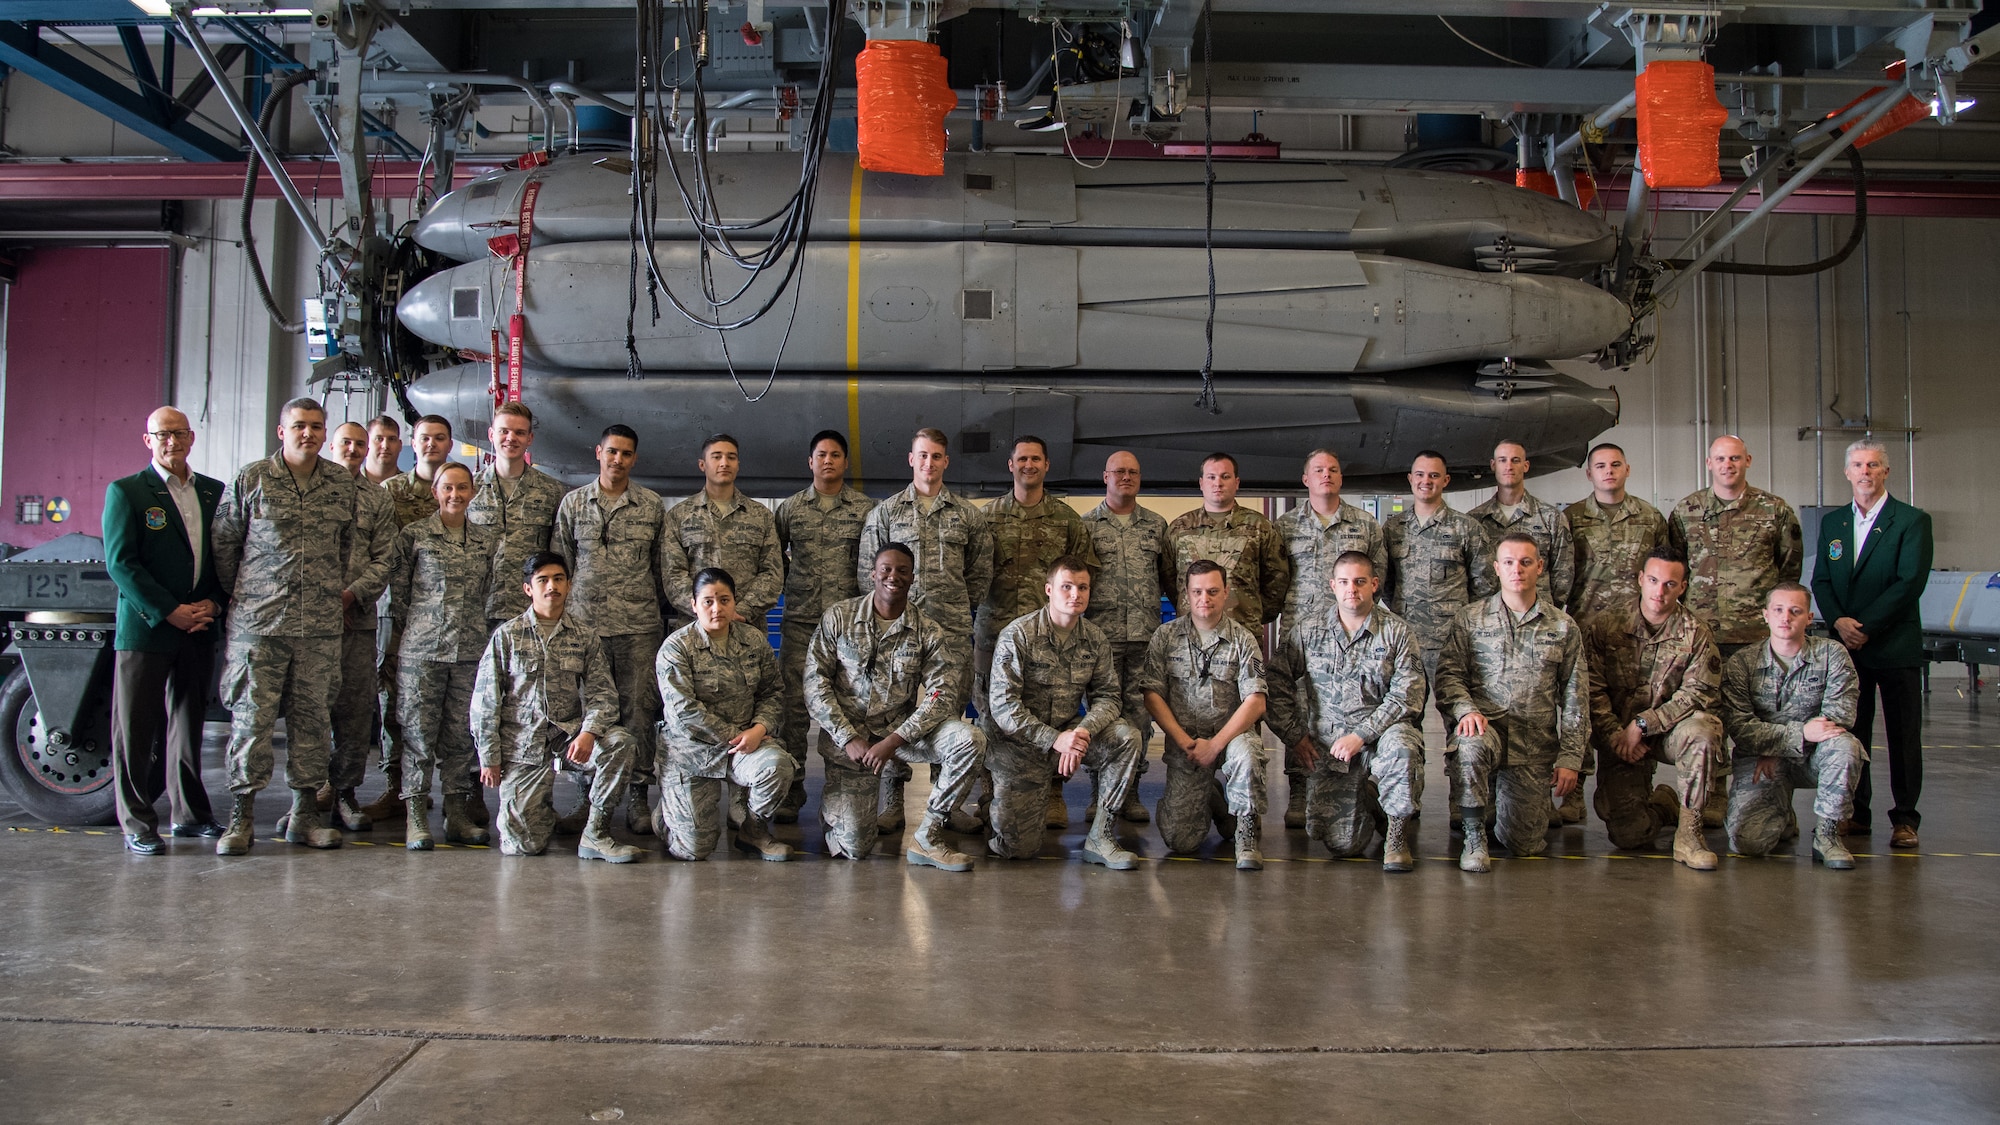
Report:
1635,715,1651,735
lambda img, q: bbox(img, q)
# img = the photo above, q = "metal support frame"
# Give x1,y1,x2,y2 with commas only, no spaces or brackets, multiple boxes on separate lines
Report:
0,20,238,161
1141,0,1199,117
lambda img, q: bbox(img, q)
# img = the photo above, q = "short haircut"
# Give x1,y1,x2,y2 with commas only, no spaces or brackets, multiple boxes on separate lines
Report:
1845,437,1889,461
494,401,535,427
1496,531,1540,555
367,414,401,436
809,429,848,456
1586,441,1626,463
1492,440,1528,459
332,420,367,436
522,551,568,582
693,567,736,596
599,423,638,447
1305,448,1341,468
279,396,325,421
913,427,949,451
700,433,739,456
1012,435,1048,458
1047,554,1093,581
1331,549,1375,577
1411,449,1448,468
1767,581,1811,606
1643,545,1688,575
1185,559,1228,584
434,461,474,485
414,414,453,437
873,541,916,566
1200,452,1238,475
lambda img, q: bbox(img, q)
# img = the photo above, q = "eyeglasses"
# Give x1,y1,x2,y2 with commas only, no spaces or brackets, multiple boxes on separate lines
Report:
148,429,193,443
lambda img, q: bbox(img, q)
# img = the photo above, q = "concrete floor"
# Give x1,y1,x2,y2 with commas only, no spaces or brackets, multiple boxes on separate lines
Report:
3,693,1999,1124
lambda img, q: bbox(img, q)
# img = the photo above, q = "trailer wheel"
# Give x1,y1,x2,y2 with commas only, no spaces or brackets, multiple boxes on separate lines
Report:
0,666,117,825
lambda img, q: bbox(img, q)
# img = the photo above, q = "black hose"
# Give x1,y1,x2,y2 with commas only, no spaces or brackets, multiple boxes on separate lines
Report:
241,67,315,333
1660,146,1867,276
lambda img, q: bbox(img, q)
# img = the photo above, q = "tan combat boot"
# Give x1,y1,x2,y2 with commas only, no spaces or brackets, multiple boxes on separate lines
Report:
442,793,491,846
1284,782,1307,829
877,772,907,832
907,814,975,871
626,783,655,836
215,794,256,856
734,814,794,861
405,795,434,851
1044,783,1068,829
1234,809,1263,871
1382,815,1415,873
334,789,372,832
578,805,643,863
359,762,405,824
1673,806,1718,871
1811,819,1855,870
284,788,342,849
1082,806,1138,870
1458,815,1490,873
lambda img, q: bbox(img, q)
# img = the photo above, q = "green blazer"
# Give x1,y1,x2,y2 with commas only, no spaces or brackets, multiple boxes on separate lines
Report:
1810,495,1933,670
102,464,228,654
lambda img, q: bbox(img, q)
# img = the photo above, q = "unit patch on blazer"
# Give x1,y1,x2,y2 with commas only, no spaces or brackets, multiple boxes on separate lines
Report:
1827,538,1844,561
145,507,168,531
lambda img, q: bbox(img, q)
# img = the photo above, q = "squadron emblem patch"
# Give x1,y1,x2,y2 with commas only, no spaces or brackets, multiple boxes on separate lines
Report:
1828,539,1844,561
145,507,168,531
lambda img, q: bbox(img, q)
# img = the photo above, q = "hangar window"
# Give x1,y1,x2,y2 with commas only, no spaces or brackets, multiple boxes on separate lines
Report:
452,288,482,320
962,289,994,320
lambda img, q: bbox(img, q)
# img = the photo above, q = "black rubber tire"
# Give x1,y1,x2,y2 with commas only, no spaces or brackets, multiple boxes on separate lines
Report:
0,665,117,825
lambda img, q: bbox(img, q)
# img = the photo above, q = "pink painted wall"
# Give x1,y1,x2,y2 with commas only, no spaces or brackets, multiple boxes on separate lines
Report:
3,246,171,549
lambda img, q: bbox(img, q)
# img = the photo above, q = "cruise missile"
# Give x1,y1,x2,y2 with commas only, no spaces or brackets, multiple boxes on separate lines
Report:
413,152,1618,277
406,363,1620,497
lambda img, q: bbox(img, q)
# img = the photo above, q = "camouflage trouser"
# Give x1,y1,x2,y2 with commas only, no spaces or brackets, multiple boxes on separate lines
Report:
495,725,636,855
1157,732,1267,854
376,617,402,774
1305,722,1425,857
987,720,1143,859
885,632,976,791
1726,735,1864,856
820,719,986,859
601,630,665,786
656,741,796,860
396,658,479,799
221,630,340,797
1109,640,1153,779
1448,720,1557,857
1593,711,1721,849
329,626,379,792
777,616,819,772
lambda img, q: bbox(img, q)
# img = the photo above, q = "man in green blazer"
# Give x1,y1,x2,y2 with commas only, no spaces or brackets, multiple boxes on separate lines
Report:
1810,438,1934,849
102,406,228,853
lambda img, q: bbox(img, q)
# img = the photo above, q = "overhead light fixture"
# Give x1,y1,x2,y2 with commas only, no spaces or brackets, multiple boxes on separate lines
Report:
1932,96,1978,116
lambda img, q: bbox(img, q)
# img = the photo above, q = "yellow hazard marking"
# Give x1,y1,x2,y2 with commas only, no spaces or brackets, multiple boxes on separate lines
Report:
1947,572,1978,631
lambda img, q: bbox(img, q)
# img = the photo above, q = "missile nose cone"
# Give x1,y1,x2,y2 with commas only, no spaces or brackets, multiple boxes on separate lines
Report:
397,270,455,346
406,364,486,423
412,189,476,259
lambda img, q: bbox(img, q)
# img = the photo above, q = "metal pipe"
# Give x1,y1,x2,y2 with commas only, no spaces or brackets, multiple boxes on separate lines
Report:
1655,84,1906,302
1813,216,1825,506
1551,91,1636,159
1901,230,1915,504
1861,212,1873,432
380,72,554,152
548,82,634,116
0,230,198,248
169,8,326,256
1666,155,1785,258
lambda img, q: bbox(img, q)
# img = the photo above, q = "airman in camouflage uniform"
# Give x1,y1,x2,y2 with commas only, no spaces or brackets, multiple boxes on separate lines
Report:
1267,553,1426,871
774,430,876,817
324,422,397,833
1583,551,1724,869
552,426,676,833
209,398,358,853
1168,454,1290,632
1434,535,1589,871
472,553,640,862
366,416,452,823
664,435,784,630
1720,585,1863,868
1565,443,1669,627
389,466,498,848
1082,452,1177,824
806,547,984,870
1139,561,1269,868
1468,442,1574,607
655,576,796,862
986,559,1144,868
468,463,569,628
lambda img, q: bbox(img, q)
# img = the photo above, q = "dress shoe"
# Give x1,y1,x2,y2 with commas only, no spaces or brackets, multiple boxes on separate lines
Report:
1890,824,1919,849
124,832,164,855
170,821,224,838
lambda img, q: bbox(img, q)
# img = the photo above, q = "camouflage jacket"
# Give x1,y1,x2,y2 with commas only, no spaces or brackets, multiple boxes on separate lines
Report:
340,475,398,634
471,609,621,769
467,465,570,622
384,467,442,529
212,454,360,638
1434,594,1590,772
1584,604,1720,750
988,608,1122,750
855,485,993,633
1079,501,1175,643
775,485,876,627
1274,501,1388,627
1565,494,1669,626
388,515,499,663
656,620,785,777
805,594,963,748
1167,505,1291,629
979,492,1096,634
1668,486,1805,646
551,481,672,637
1267,604,1426,753
1719,635,1859,761
665,490,784,627
1469,490,1575,606
1382,505,1487,648
1137,613,1267,742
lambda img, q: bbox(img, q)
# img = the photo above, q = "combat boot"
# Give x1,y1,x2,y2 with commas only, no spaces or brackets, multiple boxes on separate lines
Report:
1673,806,1718,871
1044,784,1068,829
335,789,372,833
1703,780,1728,828
1811,819,1855,870
626,783,655,836
776,776,807,824
360,763,405,823
553,787,590,835
1208,780,1237,838
1458,814,1490,873
285,788,343,849
1780,807,1800,842
1555,787,1586,825
1284,783,1307,829
465,781,491,829
734,814,794,861
443,793,491,846
1648,784,1681,841
877,773,907,833
907,813,974,871
406,795,434,850
1082,806,1138,870
315,783,335,811
1234,809,1263,871
1119,790,1150,824
215,794,256,856
1382,815,1415,873
579,805,642,863
727,784,750,830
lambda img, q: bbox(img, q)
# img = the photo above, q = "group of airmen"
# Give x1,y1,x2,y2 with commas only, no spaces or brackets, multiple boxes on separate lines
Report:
193,392,1869,874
